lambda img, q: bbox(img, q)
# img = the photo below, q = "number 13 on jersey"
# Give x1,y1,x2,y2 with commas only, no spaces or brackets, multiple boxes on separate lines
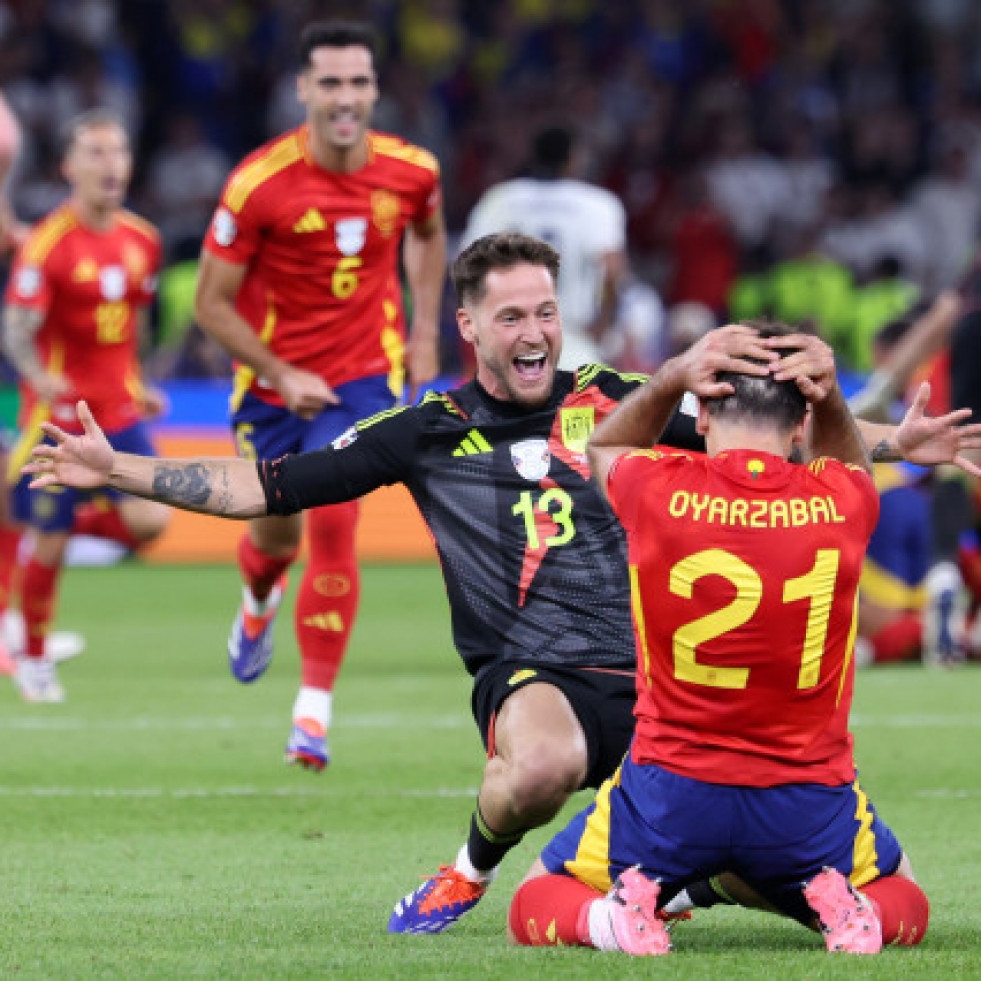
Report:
512,488,576,549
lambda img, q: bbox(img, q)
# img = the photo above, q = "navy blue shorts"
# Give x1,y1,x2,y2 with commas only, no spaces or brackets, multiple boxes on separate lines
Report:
541,747,902,912
231,374,396,460
13,422,157,532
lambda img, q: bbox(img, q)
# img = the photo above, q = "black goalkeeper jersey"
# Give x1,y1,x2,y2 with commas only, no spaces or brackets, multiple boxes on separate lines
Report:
259,366,701,678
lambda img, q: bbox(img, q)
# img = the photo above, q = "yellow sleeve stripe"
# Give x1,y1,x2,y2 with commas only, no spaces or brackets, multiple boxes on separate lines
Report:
356,404,412,432
22,209,76,264
422,390,465,417
369,132,439,174
117,210,160,243
576,364,651,392
225,132,303,213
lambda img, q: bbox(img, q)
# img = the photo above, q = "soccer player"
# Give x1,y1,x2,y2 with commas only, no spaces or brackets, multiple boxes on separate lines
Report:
24,234,980,932
195,20,446,771
460,125,628,371
2,109,168,702
507,322,931,956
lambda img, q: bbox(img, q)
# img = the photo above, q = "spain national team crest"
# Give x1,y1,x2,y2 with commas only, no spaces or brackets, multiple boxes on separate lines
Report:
511,438,550,481
335,217,367,256
559,407,594,455
99,265,127,301
371,189,399,237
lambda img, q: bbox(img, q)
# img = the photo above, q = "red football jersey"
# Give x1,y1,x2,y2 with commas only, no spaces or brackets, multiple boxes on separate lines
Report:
608,447,879,787
202,125,441,406
6,204,161,435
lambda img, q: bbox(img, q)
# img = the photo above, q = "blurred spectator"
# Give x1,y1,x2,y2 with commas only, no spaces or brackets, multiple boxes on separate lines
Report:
704,115,790,251
2,0,981,386
461,123,628,369
847,256,920,375
911,138,981,291
143,112,230,255
767,224,855,352
665,169,737,318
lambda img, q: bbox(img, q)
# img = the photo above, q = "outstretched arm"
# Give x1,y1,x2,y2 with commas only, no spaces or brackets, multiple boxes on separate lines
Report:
769,338,981,476
24,401,267,518
858,383,981,477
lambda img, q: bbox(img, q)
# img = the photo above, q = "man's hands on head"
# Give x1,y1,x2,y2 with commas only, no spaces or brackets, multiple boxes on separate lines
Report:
767,331,837,403
671,323,775,398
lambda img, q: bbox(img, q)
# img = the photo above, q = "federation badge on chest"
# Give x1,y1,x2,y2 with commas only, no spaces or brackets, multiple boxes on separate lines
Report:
371,189,399,237
100,265,126,301
559,407,594,455
511,438,550,481
335,217,367,256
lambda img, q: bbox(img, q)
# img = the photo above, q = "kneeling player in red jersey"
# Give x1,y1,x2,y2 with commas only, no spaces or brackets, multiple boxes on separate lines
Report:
509,322,930,955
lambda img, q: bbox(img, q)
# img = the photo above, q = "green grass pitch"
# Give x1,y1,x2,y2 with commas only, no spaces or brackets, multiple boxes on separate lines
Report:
1,561,979,978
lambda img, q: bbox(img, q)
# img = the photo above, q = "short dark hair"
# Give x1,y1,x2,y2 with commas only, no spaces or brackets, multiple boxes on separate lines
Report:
298,20,377,70
61,108,128,158
452,232,561,306
705,320,808,431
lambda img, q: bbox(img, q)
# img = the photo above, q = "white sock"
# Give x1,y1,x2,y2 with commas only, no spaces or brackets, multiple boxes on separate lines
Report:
292,687,332,729
454,843,497,885
243,581,283,616
661,889,694,915
586,896,619,951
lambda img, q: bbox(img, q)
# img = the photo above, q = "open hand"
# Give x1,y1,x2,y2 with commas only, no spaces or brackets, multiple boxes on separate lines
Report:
22,400,114,489
897,382,981,477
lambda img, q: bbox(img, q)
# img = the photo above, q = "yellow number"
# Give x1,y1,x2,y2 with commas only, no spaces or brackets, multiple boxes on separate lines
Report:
664,547,842,690
512,488,576,550
331,257,362,299
539,488,574,546
670,549,759,689
784,549,839,689
235,422,257,461
94,301,130,344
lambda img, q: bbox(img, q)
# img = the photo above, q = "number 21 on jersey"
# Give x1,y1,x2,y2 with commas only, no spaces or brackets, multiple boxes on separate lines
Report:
633,546,847,692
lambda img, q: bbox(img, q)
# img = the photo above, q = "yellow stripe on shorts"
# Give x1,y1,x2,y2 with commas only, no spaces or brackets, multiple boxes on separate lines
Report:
565,766,623,893
850,779,881,889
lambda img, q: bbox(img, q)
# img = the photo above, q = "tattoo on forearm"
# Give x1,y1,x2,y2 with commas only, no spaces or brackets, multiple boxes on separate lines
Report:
2,306,45,376
870,439,898,462
152,463,215,508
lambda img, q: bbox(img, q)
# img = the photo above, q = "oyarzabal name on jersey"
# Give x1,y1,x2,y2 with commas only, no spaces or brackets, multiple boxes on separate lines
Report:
668,491,846,527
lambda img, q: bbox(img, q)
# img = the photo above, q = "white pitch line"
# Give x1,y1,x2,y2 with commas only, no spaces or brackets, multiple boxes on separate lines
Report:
0,713,472,731
914,789,981,799
1,712,978,731
850,714,981,728
0,785,479,799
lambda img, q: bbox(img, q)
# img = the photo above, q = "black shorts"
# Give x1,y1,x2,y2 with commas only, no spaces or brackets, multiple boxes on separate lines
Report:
471,661,636,790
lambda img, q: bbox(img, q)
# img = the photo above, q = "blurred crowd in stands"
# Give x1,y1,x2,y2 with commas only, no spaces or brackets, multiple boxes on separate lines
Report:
1,0,980,663
2,0,981,376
